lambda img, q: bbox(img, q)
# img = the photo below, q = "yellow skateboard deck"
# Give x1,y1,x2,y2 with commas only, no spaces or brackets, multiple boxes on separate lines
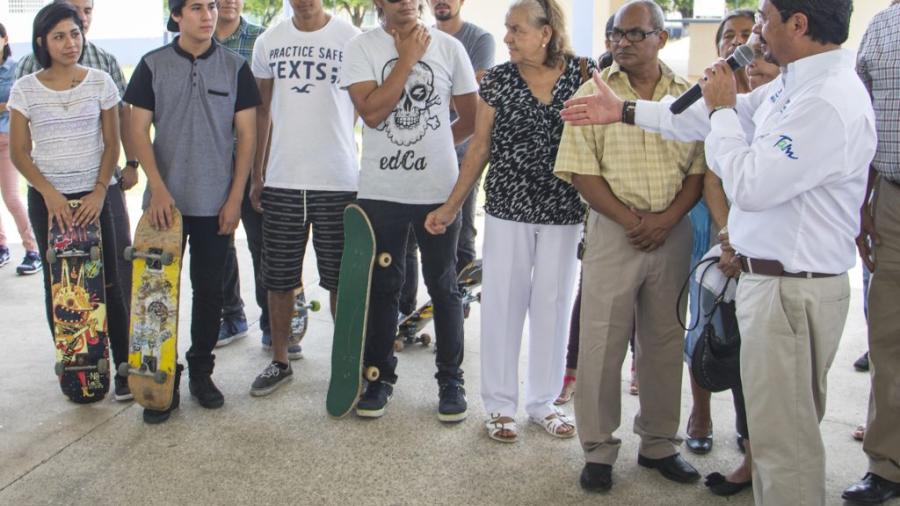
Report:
120,210,183,411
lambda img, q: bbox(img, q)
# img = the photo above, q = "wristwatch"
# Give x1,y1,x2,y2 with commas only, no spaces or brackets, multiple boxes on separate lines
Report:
622,100,636,125
125,160,139,169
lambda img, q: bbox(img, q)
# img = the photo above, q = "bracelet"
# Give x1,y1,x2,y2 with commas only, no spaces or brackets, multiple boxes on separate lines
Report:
622,100,636,125
125,160,139,169
708,105,734,119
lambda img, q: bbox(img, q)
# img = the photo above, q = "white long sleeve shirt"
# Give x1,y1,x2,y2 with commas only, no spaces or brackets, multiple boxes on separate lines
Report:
634,49,876,274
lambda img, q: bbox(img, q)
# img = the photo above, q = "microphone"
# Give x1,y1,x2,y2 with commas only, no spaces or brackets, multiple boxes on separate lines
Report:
669,44,754,114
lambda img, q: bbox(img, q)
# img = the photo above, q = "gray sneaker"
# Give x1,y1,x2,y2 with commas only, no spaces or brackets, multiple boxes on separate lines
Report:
250,362,293,397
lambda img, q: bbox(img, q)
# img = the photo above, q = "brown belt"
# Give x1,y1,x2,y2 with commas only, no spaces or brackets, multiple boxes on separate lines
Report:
738,256,838,279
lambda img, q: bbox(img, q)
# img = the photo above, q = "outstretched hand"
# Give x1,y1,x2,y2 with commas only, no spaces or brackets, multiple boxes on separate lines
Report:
560,71,624,126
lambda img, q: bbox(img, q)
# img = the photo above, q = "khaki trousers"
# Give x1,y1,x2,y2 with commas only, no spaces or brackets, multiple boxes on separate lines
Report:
575,211,692,464
737,272,849,506
864,178,900,482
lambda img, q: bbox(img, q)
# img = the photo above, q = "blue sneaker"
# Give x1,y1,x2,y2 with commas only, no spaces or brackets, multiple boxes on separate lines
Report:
261,331,302,360
215,316,248,348
16,251,42,275
0,246,10,268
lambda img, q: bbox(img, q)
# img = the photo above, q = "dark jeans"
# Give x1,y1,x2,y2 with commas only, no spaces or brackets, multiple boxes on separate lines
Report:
221,184,268,332
182,216,230,376
733,384,749,440
107,181,133,312
28,187,129,370
399,179,480,315
566,278,582,370
358,199,464,385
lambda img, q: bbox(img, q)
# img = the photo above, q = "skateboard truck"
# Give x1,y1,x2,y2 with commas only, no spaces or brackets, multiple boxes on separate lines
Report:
123,246,174,266
56,358,108,376
47,246,100,264
118,362,168,384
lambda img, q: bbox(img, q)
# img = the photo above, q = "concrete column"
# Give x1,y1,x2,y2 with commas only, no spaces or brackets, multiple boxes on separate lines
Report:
686,21,720,78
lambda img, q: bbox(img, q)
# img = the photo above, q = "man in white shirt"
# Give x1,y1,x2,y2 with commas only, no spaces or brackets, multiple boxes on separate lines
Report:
247,0,360,396
559,0,875,504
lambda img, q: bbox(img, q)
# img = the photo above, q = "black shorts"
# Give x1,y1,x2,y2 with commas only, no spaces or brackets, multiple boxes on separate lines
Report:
261,188,356,292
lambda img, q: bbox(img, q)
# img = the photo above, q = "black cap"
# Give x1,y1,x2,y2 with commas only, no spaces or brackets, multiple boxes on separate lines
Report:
167,0,185,32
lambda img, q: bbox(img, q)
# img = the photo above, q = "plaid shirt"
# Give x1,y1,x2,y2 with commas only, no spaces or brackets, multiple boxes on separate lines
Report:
14,40,127,98
857,4,900,182
217,17,265,64
554,61,707,212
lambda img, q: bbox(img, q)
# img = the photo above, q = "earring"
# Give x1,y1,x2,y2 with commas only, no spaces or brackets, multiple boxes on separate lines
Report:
542,43,547,48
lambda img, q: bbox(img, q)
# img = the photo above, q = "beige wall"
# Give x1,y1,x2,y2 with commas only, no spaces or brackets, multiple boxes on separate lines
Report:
847,0,891,52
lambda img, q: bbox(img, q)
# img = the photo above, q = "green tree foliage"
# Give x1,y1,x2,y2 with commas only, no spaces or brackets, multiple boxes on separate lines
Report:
244,0,284,27
323,0,372,27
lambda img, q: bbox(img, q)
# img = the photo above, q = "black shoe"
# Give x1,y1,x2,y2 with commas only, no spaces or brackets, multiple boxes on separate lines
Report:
704,472,752,496
854,352,870,372
842,473,900,504
580,463,613,492
638,453,701,483
438,382,468,423
143,365,182,424
189,375,224,409
113,374,133,402
356,381,393,418
686,433,713,454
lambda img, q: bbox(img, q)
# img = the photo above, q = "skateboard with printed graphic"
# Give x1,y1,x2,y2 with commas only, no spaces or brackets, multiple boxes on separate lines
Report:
119,209,183,411
326,204,388,418
48,200,110,403
394,259,482,352
289,286,321,345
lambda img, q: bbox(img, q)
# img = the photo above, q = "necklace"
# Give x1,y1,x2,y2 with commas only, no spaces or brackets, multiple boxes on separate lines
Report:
42,71,83,111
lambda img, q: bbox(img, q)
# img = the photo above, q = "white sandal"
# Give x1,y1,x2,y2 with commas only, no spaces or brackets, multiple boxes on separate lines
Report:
486,414,518,443
531,409,576,439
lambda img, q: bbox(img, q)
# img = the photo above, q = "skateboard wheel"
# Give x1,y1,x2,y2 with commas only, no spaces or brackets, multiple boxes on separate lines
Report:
97,359,109,374
364,366,380,382
54,361,64,376
117,362,131,377
47,248,57,264
393,340,404,353
123,246,134,261
90,246,101,262
160,252,175,265
420,334,432,346
377,252,392,268
153,371,167,384
308,300,321,312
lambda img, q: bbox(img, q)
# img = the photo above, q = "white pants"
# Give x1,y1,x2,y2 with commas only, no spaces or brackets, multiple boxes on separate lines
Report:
480,215,581,420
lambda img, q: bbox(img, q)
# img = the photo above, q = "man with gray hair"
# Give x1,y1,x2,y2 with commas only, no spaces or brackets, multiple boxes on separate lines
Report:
554,0,705,491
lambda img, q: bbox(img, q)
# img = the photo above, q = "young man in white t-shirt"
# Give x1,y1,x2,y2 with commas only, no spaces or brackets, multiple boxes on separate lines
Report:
340,0,477,422
246,0,360,396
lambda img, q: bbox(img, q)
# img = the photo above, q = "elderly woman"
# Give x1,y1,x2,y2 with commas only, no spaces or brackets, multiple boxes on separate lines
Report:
426,0,596,443
684,8,755,457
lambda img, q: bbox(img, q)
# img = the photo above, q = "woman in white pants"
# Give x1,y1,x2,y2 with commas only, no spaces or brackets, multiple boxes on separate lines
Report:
426,0,595,443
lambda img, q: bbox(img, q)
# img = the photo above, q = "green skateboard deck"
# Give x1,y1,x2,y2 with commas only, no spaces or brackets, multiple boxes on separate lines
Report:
326,204,384,418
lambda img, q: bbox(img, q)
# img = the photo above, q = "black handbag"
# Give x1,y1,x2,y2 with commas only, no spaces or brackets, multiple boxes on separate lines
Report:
678,259,742,393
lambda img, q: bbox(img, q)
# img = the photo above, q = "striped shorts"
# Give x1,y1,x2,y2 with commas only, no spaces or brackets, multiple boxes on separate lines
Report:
260,188,356,292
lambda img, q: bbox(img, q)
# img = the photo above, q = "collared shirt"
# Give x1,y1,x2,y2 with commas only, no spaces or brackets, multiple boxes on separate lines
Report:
857,4,900,182
123,38,261,216
635,49,876,274
0,58,17,134
15,41,127,98
217,17,265,64
554,61,706,212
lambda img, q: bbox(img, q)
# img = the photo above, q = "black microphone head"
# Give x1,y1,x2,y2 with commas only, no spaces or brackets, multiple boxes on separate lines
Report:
731,44,754,69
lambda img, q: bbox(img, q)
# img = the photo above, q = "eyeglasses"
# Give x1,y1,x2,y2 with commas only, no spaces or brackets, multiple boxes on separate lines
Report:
608,28,660,43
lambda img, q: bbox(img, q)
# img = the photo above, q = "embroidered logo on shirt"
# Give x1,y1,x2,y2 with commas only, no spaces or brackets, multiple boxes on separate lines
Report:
291,84,314,94
774,135,799,160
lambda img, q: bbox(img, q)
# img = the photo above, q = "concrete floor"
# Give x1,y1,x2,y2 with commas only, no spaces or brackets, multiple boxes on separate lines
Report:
0,200,875,505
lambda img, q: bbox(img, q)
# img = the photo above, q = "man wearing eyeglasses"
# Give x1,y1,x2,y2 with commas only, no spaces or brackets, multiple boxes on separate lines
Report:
560,0,874,504
553,0,705,492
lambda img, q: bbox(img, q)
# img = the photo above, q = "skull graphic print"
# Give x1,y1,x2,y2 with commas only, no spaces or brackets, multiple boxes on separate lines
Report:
378,59,442,146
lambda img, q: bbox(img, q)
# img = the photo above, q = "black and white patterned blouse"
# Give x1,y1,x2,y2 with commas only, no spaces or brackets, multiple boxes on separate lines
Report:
479,57,597,225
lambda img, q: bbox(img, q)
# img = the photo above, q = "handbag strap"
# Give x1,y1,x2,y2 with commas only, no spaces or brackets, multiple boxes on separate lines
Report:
676,257,720,332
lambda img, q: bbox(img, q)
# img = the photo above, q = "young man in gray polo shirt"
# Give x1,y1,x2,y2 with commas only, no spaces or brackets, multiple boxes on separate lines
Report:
124,0,261,424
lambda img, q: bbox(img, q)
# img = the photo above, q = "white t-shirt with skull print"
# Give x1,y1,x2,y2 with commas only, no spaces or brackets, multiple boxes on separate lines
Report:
340,26,478,204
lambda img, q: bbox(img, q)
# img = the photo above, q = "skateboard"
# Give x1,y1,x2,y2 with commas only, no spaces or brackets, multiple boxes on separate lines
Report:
326,204,387,418
119,209,183,411
48,200,110,403
289,286,321,345
394,259,482,352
